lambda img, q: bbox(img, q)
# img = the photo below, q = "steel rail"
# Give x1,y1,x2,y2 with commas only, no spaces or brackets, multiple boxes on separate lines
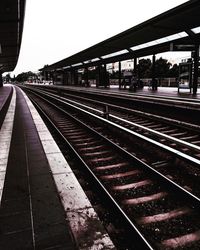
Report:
57,94,200,152
88,88,200,106
25,86,200,157
60,91,200,132
24,87,200,204
25,85,200,131
28,92,154,250
34,84,200,105
43,85,200,109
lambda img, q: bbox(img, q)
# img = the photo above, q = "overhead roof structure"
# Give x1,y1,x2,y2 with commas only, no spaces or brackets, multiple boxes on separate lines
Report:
43,0,200,71
0,0,26,73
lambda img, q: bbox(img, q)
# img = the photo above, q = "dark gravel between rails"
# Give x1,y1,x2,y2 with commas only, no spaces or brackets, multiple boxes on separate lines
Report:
23,87,200,250
24,86,200,198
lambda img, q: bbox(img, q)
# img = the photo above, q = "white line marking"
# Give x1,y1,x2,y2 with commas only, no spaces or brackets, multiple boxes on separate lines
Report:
0,87,16,205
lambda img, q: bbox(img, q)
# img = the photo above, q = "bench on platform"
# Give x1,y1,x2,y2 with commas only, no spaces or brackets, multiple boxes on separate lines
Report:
178,82,192,93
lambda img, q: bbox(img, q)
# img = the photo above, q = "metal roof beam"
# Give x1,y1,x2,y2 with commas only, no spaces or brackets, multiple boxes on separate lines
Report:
41,0,200,72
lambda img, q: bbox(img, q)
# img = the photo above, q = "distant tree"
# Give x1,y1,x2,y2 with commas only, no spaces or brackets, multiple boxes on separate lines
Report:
138,58,152,78
4,73,12,82
168,63,179,77
88,69,96,79
15,71,37,82
155,57,171,78
110,70,119,79
137,57,180,79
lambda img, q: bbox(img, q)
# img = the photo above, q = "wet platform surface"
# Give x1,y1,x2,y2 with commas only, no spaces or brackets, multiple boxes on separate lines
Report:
0,85,115,250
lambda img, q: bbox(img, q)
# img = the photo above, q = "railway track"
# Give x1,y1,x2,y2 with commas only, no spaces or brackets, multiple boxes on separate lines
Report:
31,85,200,125
23,86,200,198
21,86,200,250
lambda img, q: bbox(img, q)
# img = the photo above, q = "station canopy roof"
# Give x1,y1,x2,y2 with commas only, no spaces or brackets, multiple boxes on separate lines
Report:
0,0,26,73
42,0,200,71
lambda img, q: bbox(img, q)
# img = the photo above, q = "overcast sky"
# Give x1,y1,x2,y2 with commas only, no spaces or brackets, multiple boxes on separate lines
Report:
12,0,189,76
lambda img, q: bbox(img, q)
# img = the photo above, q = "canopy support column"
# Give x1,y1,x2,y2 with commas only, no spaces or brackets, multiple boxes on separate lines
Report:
62,70,66,85
74,70,78,85
85,67,89,87
152,54,157,90
118,61,122,89
71,69,78,85
134,58,137,73
51,71,54,83
96,66,100,88
66,71,69,85
69,69,73,85
193,44,199,95
104,64,109,88
138,58,141,81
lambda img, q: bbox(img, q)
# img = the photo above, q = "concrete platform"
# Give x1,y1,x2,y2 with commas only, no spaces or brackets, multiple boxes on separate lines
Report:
0,85,115,250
